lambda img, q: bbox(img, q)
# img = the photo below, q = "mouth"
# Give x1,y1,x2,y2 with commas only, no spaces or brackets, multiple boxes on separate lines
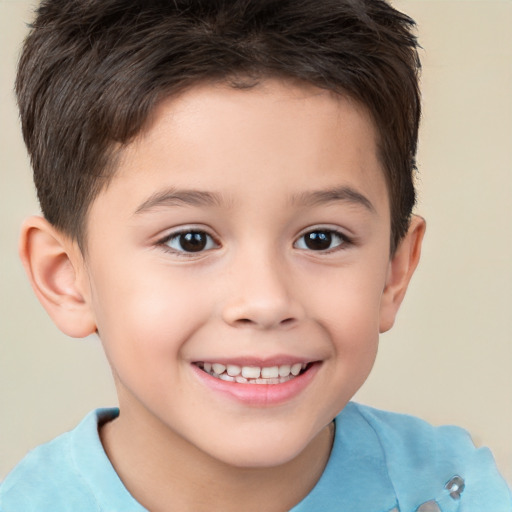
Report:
194,361,312,385
191,359,321,406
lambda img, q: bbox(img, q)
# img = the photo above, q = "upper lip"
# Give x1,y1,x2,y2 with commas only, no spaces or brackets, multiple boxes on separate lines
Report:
192,356,319,367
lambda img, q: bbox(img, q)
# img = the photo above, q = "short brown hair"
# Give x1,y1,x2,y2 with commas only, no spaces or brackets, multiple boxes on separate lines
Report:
16,0,421,252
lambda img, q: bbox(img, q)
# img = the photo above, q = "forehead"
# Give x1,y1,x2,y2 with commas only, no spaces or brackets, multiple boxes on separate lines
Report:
92,79,388,222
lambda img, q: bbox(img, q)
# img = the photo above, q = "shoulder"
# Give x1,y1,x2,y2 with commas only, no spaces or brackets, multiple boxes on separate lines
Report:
342,402,512,511
0,432,100,512
0,409,118,512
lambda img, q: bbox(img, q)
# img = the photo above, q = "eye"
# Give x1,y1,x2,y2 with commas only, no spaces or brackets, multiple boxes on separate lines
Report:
161,230,218,253
294,229,348,252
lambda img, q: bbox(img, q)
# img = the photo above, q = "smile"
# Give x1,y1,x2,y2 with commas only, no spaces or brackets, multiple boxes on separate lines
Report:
196,362,310,384
192,360,320,406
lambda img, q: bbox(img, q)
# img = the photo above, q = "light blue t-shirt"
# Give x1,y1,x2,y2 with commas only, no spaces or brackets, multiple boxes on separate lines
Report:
1,402,510,511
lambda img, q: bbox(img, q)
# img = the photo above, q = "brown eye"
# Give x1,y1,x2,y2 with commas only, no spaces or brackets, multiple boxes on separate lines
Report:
179,232,208,252
164,230,217,253
295,230,346,251
304,231,332,250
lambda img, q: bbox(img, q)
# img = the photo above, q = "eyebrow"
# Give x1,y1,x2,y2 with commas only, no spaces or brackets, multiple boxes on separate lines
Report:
134,184,376,215
134,188,223,214
291,186,376,213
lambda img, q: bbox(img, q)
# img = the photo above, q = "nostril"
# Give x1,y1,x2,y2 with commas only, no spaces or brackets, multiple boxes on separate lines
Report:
233,317,296,328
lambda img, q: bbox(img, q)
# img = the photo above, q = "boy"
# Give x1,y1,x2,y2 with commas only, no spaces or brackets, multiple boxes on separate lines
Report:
1,0,510,511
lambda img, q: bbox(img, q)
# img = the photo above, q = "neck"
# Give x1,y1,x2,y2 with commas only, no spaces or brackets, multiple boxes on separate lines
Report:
100,406,334,512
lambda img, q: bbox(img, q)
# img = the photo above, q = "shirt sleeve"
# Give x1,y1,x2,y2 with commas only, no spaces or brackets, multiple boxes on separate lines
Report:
354,403,512,512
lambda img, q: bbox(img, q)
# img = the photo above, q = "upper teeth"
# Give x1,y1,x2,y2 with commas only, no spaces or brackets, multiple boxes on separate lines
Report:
203,362,305,380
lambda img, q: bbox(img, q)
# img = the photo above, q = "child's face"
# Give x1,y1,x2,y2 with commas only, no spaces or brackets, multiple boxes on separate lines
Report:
82,79,397,467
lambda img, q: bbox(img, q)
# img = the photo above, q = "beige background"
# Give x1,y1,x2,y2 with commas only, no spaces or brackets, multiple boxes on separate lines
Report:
1,0,511,485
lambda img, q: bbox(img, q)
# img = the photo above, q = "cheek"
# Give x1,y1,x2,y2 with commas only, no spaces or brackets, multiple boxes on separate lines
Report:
90,266,210,367
311,268,385,333
307,265,384,385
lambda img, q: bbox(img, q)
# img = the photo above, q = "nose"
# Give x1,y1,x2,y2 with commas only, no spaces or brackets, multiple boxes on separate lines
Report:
221,253,304,330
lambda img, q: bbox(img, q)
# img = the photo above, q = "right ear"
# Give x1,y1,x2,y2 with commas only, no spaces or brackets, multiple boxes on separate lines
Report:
19,216,97,338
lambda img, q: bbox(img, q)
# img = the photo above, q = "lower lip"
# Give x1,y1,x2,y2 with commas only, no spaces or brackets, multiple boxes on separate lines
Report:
191,363,320,407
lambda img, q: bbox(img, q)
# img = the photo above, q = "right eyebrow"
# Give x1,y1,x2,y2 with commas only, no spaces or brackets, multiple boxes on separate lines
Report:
291,185,376,213
134,187,224,215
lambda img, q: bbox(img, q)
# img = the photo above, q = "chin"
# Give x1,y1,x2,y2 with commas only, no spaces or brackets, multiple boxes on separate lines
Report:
219,447,302,469
202,428,318,469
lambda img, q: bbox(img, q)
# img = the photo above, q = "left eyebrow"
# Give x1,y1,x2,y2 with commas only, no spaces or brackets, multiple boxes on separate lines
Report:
291,186,376,213
134,187,224,215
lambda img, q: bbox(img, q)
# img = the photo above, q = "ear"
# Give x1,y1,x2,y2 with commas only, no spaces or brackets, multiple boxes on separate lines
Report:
19,216,97,338
379,215,426,333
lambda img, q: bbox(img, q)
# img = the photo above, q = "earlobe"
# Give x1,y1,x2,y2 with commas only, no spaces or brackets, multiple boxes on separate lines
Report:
379,215,426,333
19,216,97,338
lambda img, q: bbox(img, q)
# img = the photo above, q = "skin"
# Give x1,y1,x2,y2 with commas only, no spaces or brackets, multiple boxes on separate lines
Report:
20,79,425,511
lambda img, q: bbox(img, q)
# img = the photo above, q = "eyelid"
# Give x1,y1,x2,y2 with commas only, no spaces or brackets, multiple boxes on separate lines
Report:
156,226,220,256
293,226,353,252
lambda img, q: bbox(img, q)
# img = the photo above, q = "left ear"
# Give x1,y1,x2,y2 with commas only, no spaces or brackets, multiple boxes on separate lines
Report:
379,215,426,333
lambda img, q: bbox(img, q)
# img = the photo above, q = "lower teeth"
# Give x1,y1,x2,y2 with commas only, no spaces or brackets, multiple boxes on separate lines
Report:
202,366,305,384
215,373,294,384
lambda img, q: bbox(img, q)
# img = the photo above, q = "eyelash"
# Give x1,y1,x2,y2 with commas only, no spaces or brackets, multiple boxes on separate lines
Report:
157,229,219,257
157,227,352,257
294,228,352,253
